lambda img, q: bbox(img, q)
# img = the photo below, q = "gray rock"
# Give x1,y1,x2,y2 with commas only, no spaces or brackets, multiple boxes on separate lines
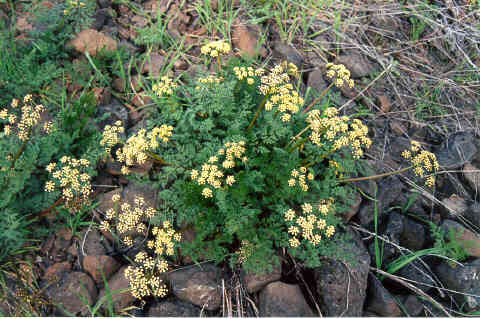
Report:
97,98,129,129
314,227,370,316
441,195,469,219
259,282,315,317
465,202,480,228
397,261,436,293
435,259,480,312
358,176,404,227
148,299,200,317
272,42,304,67
396,294,425,316
464,163,480,192
167,263,222,311
435,131,477,169
307,68,329,93
79,229,107,256
365,274,402,316
337,52,377,78
400,218,426,251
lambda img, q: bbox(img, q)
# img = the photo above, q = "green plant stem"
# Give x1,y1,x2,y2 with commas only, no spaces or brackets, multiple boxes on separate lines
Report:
10,138,28,169
145,150,170,166
302,82,334,114
287,136,309,153
247,95,268,133
338,166,412,183
217,56,222,73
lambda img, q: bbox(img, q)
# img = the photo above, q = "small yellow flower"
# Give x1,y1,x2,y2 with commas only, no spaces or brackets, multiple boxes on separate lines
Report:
202,188,213,198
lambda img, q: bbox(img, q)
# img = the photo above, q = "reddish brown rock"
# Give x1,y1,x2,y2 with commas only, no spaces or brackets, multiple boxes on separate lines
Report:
232,23,266,58
140,53,165,76
45,271,97,316
43,262,72,282
98,266,135,312
83,255,121,284
244,265,281,293
69,29,117,57
259,282,315,316
378,95,392,113
167,263,222,311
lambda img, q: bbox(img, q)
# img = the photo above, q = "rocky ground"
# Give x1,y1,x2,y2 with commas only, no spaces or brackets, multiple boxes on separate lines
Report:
0,0,479,316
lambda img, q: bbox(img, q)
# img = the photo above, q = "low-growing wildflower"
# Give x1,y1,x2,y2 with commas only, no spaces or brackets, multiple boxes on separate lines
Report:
259,62,304,122
192,141,247,198
306,107,371,158
103,124,173,174
152,76,177,97
0,96,50,141
287,166,314,191
325,63,354,88
402,140,439,187
284,198,336,248
125,252,169,299
147,220,181,256
200,40,231,57
233,66,265,82
102,194,156,244
44,156,92,211
100,121,124,155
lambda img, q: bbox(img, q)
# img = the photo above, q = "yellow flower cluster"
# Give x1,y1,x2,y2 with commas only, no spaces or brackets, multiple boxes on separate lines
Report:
125,251,169,299
233,66,265,84
45,156,92,210
100,194,156,246
191,141,247,198
287,166,314,191
260,62,304,122
198,75,224,85
401,141,438,187
200,40,231,57
147,220,182,256
306,107,371,159
0,96,51,141
64,0,86,15
284,199,336,248
152,76,177,97
325,63,354,88
237,240,255,264
100,121,124,155
115,126,173,174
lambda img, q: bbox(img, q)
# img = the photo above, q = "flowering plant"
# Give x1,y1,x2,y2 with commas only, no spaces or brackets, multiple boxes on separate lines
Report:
124,42,376,274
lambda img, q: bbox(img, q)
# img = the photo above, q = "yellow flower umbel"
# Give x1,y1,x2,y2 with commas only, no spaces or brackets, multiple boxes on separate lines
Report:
152,76,177,97
284,198,336,248
259,62,303,122
125,251,169,299
100,121,124,156
287,166,314,191
233,66,265,84
125,221,181,300
0,96,52,141
64,0,86,15
110,125,173,174
306,107,371,159
200,40,231,57
147,220,182,256
191,141,247,198
402,141,439,187
44,156,92,212
100,194,156,246
325,63,354,88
